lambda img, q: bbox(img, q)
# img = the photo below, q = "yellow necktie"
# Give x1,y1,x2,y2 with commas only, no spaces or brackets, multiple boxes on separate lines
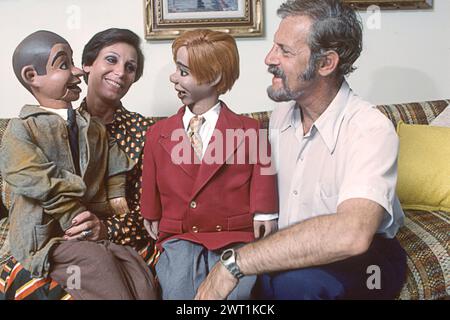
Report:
188,115,204,160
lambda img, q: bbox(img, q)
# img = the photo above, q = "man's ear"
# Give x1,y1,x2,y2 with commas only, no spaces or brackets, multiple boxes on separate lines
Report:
21,65,38,87
318,51,339,77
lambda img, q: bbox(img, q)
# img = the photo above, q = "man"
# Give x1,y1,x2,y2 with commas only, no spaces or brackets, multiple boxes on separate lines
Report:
195,0,406,300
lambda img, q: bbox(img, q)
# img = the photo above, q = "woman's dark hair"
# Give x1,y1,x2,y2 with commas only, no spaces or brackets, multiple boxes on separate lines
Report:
81,28,145,83
278,0,363,79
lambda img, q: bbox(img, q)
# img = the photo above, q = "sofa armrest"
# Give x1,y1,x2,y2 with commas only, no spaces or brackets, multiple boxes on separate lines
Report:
376,99,449,127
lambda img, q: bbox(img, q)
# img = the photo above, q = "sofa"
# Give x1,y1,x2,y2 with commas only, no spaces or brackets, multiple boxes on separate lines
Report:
0,99,448,300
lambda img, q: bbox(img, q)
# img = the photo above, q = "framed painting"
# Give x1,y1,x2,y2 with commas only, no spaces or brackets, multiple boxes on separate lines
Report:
144,0,263,40
343,0,433,9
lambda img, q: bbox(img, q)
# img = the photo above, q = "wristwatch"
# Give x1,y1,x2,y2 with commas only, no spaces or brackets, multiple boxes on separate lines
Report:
220,248,244,279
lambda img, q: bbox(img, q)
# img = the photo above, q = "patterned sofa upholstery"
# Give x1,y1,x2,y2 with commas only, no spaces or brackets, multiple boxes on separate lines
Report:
0,99,449,300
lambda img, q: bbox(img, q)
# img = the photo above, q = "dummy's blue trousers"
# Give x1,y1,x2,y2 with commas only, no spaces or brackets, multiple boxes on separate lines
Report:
254,236,406,300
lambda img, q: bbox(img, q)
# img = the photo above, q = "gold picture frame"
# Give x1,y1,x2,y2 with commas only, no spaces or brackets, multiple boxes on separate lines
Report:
343,0,433,9
144,0,263,40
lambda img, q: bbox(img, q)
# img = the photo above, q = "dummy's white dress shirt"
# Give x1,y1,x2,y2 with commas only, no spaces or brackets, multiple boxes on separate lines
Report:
183,102,278,222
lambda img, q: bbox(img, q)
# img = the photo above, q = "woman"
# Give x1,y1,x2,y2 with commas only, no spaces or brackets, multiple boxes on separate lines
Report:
0,28,158,300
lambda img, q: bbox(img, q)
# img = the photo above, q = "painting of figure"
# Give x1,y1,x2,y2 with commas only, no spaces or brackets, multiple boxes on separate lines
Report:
168,0,239,13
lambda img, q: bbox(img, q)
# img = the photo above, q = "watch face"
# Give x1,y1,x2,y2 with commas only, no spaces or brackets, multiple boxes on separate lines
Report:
222,250,233,260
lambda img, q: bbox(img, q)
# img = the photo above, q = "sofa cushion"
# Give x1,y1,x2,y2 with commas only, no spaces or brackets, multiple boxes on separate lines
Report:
396,210,449,299
431,105,450,127
0,218,8,265
396,122,450,212
0,119,10,212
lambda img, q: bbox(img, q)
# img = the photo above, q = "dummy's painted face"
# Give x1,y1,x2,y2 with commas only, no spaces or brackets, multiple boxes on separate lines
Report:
169,46,216,107
83,42,138,103
33,43,83,108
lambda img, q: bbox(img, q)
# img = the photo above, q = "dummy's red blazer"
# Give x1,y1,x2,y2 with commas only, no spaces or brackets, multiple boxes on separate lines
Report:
140,102,278,250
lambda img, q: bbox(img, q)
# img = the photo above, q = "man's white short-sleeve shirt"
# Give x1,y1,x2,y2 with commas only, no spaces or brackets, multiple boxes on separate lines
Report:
269,81,404,238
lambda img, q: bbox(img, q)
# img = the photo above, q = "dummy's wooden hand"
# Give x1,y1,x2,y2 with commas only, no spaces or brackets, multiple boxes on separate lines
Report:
143,219,159,240
109,197,130,216
254,219,278,239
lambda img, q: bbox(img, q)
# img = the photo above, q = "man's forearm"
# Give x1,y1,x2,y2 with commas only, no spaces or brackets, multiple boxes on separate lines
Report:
237,199,383,275
238,214,349,274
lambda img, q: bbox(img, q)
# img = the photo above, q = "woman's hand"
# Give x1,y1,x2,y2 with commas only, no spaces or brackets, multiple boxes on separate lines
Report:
64,211,108,241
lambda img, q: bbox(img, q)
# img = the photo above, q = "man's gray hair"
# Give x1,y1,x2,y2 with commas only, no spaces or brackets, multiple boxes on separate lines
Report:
278,0,363,79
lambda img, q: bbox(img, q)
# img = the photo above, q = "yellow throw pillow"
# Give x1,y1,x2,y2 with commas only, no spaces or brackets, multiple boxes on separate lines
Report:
396,122,450,211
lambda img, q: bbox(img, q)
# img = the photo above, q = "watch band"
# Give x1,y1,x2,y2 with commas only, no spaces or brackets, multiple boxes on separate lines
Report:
220,248,244,279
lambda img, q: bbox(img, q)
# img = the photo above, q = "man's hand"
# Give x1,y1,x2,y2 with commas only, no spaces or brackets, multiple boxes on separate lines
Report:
144,219,159,240
64,211,107,241
254,219,278,239
195,261,238,300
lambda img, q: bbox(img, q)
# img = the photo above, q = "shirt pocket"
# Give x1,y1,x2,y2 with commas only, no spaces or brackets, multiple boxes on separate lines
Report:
312,183,339,215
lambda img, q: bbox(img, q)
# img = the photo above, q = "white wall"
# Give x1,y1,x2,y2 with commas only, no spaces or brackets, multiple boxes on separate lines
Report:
0,0,449,119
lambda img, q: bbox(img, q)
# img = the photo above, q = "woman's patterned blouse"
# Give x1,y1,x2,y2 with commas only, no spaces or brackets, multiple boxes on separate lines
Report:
79,99,154,249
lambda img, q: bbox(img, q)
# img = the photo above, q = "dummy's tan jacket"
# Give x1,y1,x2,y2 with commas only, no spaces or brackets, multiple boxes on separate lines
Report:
0,105,134,278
